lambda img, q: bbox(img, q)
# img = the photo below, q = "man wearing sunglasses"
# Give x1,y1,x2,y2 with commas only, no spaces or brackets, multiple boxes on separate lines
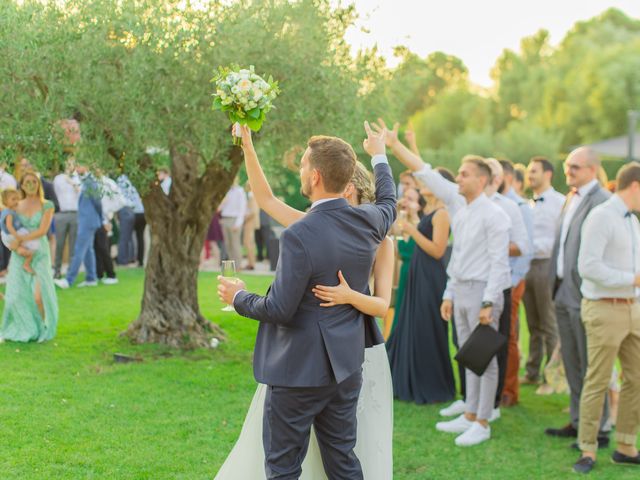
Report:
545,147,611,448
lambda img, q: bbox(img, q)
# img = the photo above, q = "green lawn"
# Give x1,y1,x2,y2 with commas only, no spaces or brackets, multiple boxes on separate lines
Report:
0,270,636,479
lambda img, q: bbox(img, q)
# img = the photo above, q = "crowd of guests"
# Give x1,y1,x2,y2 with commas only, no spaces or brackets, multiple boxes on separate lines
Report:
378,121,638,472
1,116,637,473
0,117,275,344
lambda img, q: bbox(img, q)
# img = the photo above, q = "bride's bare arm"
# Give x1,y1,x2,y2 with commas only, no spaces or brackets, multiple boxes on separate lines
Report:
236,124,304,228
312,236,394,318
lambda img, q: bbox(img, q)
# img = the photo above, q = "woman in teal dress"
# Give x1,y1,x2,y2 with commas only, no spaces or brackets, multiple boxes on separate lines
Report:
391,187,425,332
1,170,58,342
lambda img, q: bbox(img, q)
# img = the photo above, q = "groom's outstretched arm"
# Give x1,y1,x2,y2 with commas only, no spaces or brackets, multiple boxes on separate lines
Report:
233,227,312,325
370,157,397,241
363,121,396,241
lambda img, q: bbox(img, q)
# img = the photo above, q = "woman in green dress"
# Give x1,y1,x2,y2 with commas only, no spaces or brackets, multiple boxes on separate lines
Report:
1,170,58,342
390,187,425,332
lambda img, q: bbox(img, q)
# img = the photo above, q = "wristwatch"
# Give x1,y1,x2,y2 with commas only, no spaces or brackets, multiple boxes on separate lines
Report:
481,301,493,309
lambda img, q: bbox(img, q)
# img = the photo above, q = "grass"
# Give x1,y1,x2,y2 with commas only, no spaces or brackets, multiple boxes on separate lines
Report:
0,269,636,479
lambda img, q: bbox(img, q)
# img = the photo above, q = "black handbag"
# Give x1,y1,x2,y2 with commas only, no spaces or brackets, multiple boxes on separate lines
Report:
454,324,507,376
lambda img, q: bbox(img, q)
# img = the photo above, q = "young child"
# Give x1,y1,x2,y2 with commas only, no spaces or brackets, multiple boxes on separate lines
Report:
0,189,39,274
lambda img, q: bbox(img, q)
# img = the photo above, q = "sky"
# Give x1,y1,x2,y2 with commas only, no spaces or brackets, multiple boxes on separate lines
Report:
343,0,640,87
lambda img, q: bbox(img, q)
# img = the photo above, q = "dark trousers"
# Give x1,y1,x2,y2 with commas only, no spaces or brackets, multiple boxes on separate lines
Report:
451,315,466,399
117,207,135,265
263,371,363,480
495,288,512,407
0,243,10,271
556,303,609,430
94,226,116,279
255,226,273,261
133,213,146,266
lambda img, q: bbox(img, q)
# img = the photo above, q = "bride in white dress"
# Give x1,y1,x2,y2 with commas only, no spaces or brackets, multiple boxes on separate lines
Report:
215,127,394,480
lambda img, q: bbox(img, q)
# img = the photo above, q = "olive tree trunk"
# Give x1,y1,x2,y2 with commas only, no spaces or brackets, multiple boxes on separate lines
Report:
126,145,242,348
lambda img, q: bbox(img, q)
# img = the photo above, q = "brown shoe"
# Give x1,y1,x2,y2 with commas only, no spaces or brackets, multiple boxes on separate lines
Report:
500,394,518,407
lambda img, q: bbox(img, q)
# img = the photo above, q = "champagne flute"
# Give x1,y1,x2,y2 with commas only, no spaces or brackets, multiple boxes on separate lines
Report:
396,210,408,241
221,260,238,312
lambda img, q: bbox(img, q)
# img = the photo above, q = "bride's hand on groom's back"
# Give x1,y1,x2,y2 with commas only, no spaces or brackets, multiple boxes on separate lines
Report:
312,271,353,307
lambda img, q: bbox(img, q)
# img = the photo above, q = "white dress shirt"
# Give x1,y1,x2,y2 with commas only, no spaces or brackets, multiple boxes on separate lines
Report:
489,192,531,258
53,173,81,212
530,187,565,259
578,194,639,299
413,164,514,298
161,177,172,195
220,185,248,228
0,170,17,191
443,193,512,304
557,179,599,278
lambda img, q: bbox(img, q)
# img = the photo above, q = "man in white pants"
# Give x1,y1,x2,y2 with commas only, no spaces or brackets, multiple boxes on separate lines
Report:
378,122,510,446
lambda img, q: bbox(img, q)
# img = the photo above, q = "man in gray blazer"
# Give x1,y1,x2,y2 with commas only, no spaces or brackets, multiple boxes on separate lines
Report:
545,147,611,445
218,123,396,480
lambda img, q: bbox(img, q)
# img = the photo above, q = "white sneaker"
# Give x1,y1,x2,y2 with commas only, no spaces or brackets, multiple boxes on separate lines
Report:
489,407,501,423
54,278,70,289
77,280,98,288
101,278,119,285
439,399,466,417
455,422,491,446
436,414,473,434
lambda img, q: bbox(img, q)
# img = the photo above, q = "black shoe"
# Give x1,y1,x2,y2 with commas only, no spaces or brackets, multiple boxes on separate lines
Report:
546,423,578,438
573,457,596,474
611,450,640,465
570,436,610,450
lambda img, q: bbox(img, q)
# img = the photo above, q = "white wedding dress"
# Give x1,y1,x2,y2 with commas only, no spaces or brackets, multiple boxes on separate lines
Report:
214,343,393,479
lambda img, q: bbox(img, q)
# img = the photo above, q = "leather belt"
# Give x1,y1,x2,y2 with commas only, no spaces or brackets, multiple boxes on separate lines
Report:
595,298,636,305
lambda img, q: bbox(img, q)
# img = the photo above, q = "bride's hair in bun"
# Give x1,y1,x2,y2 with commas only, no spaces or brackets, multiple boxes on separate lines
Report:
351,161,375,204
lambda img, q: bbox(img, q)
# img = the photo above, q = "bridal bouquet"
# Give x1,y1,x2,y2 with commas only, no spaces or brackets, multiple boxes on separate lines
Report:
211,65,280,146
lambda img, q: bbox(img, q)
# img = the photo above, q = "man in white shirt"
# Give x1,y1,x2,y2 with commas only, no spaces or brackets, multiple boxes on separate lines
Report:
484,158,531,409
94,172,126,285
572,162,640,474
53,159,81,279
434,156,510,446
521,157,565,385
157,168,172,195
545,147,611,444
219,179,247,268
379,126,510,446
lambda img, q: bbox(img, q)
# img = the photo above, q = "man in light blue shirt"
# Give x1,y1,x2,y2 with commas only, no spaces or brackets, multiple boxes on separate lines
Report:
499,159,534,406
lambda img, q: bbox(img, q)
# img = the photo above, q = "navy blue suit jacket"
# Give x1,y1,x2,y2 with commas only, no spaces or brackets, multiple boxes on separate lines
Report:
234,161,396,387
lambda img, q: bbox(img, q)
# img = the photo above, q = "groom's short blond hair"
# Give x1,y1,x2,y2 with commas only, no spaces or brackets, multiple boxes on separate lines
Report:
307,136,356,194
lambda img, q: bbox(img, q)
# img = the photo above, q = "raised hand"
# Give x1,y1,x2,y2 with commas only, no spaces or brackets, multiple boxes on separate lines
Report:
233,123,254,150
372,118,400,148
363,121,386,157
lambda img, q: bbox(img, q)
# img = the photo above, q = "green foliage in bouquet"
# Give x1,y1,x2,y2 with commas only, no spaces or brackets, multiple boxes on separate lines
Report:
211,65,280,144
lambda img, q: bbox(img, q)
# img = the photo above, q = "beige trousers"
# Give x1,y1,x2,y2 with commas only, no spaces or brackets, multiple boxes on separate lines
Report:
578,299,640,452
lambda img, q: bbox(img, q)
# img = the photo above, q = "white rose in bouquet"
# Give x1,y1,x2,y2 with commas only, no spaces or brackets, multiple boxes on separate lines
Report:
211,65,280,146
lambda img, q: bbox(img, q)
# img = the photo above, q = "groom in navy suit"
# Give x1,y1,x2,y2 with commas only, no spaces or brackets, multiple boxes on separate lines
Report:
218,123,396,479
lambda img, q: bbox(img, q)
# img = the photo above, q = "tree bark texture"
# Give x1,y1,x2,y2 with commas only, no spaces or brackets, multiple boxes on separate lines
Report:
126,145,242,348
